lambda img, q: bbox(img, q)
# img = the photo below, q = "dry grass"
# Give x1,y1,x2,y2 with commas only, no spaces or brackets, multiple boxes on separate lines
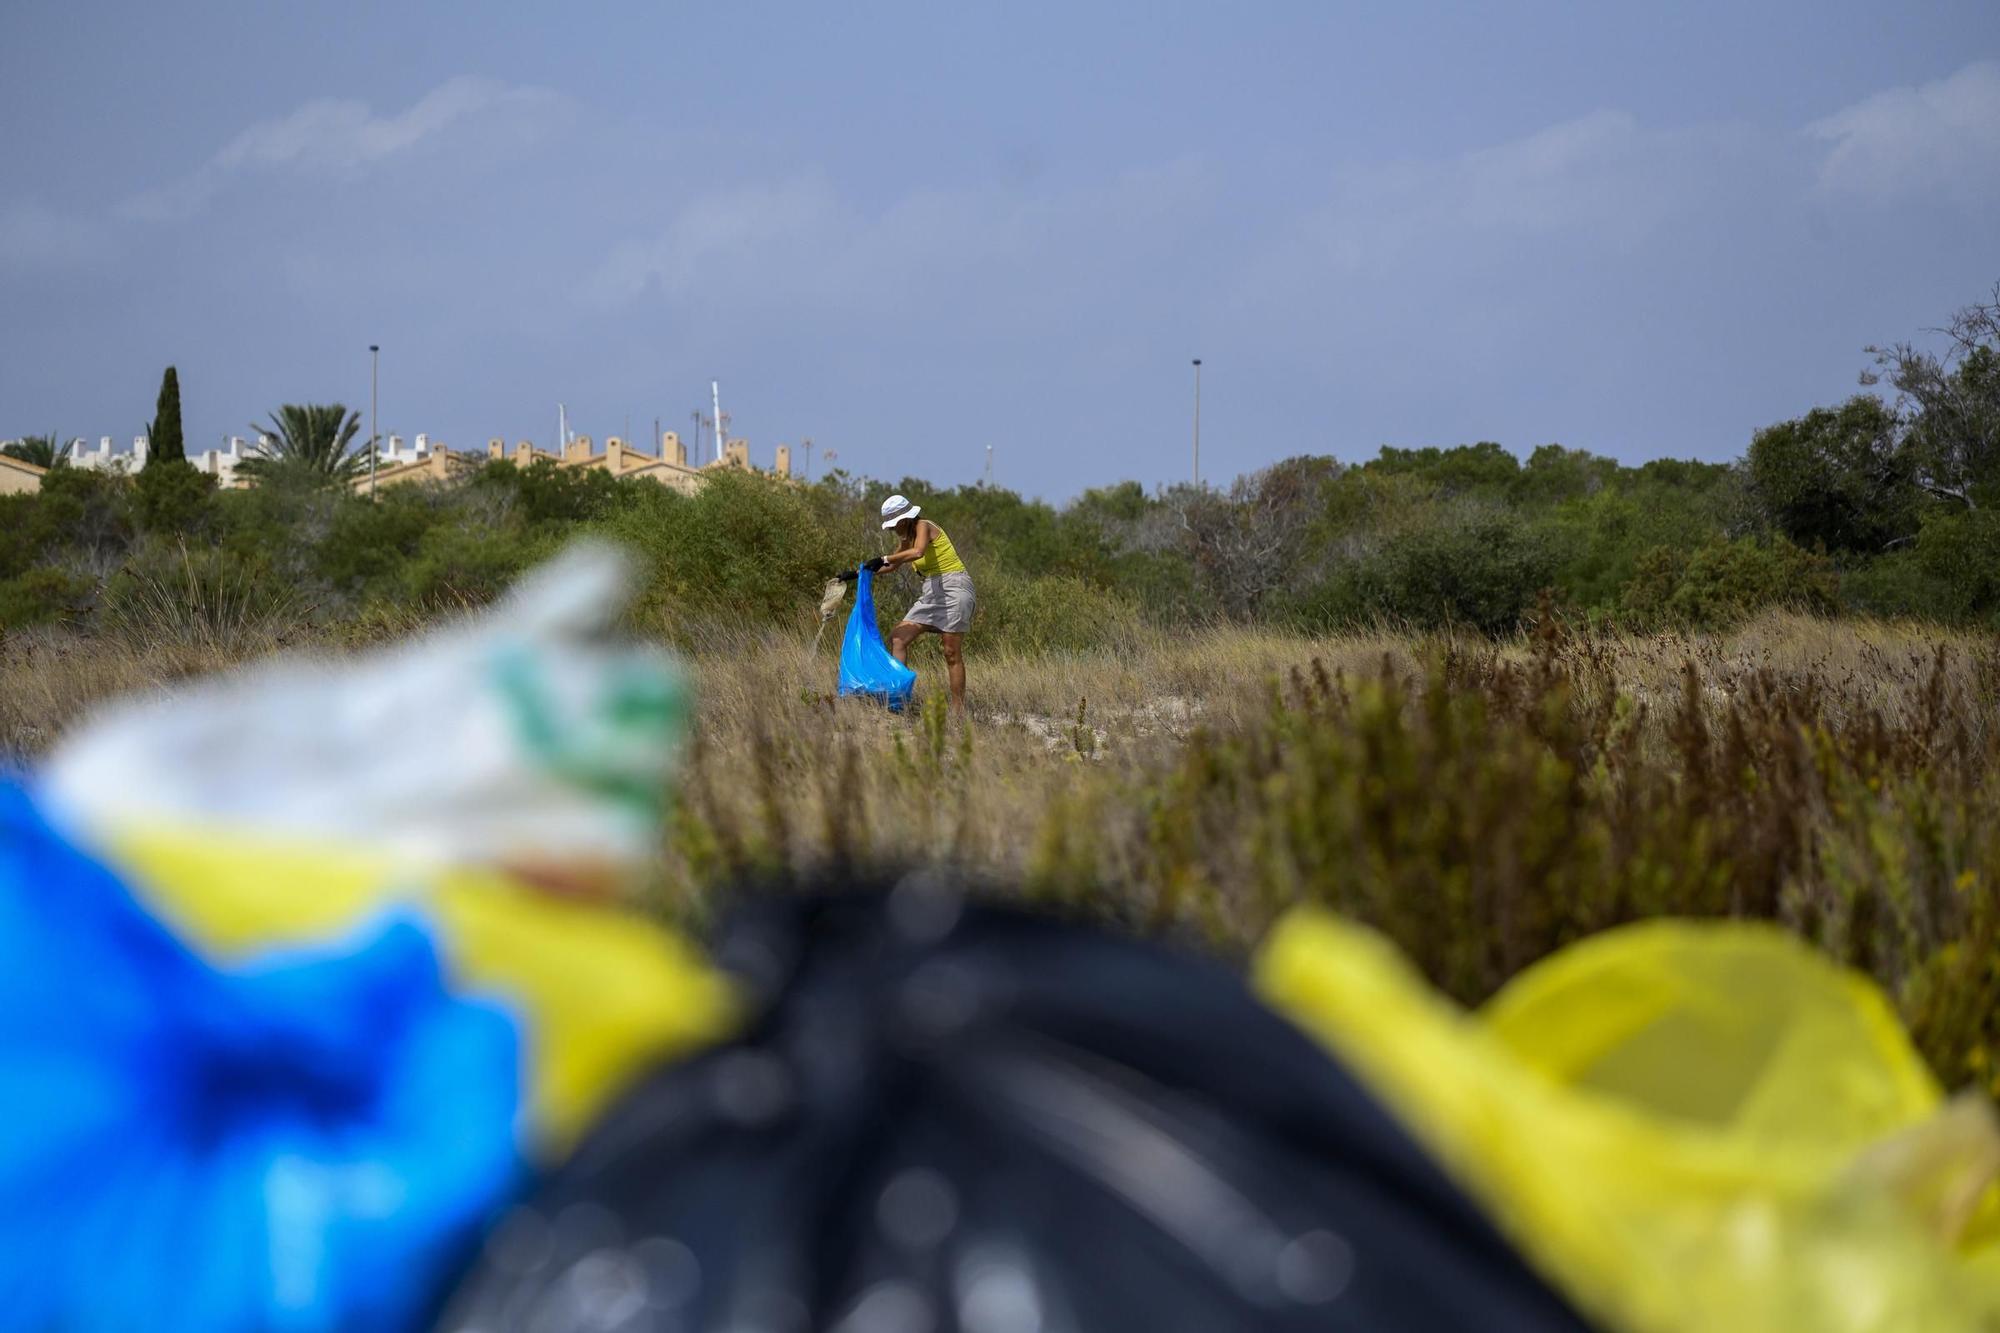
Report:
8,607,2000,1094
666,610,2000,894
660,609,2000,1098
0,626,264,761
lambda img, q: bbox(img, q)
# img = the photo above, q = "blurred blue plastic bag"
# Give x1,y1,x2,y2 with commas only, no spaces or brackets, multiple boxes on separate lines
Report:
0,785,522,1332
837,567,916,710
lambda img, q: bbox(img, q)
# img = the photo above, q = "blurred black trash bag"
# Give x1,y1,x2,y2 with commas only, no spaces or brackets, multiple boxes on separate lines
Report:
436,882,1591,1332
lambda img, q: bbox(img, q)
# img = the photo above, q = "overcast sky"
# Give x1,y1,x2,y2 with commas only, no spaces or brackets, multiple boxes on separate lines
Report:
2,2,1996,497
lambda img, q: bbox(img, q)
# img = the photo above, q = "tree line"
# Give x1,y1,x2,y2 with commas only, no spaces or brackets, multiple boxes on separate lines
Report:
4,283,1998,643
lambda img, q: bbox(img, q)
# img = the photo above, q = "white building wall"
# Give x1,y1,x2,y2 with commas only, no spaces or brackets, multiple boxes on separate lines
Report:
190,435,248,486
72,436,146,473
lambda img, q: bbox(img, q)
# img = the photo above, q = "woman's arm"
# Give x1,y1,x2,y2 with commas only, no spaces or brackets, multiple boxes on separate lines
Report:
879,521,934,570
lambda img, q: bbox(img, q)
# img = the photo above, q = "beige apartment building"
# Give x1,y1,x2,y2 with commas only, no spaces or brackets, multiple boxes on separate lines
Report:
0,453,48,495
4,429,797,497
351,430,795,495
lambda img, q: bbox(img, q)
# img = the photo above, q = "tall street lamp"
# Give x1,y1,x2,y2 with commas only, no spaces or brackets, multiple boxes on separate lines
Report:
1192,358,1202,488
369,344,380,497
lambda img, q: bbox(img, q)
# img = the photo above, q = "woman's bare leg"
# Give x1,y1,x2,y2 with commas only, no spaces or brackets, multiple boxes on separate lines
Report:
939,632,967,713
889,621,928,666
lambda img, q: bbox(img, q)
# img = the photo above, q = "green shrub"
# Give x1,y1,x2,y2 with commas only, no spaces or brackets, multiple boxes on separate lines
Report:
1910,508,2000,627
398,519,548,608
595,471,849,634
1534,486,1735,616
133,459,217,534
1366,442,1520,495
962,568,1143,653
469,459,623,527
102,541,308,651
1620,536,1838,629
0,496,40,581
1838,550,1959,623
1294,510,1556,634
23,467,133,565
0,567,96,629
1509,444,1622,507
312,486,447,598
1104,548,1207,624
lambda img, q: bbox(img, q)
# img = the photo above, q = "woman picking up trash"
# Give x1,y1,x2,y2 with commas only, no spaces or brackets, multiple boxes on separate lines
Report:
874,492,975,713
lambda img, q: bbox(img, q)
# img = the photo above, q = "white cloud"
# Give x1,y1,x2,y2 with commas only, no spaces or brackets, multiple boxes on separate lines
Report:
1808,60,2000,197
214,76,551,172
119,76,562,222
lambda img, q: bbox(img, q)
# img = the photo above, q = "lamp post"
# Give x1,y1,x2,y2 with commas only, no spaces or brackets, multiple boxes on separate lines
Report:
369,344,380,497
1191,358,1202,488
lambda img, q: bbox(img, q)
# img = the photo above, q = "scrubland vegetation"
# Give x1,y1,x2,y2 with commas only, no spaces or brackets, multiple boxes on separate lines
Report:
4,286,1999,1090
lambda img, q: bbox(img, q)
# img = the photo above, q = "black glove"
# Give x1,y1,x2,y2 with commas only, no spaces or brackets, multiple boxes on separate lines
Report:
862,556,887,573
835,569,859,583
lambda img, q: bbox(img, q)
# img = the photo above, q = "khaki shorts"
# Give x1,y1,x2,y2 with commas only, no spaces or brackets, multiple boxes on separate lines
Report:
904,572,975,634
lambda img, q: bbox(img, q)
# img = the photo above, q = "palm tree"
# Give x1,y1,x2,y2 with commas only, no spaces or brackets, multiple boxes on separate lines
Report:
1,433,72,469
238,404,365,482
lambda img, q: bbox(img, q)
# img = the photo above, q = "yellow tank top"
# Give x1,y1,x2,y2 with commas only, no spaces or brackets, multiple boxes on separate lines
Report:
912,523,966,577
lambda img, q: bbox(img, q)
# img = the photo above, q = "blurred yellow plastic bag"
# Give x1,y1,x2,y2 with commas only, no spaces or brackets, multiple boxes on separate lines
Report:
98,824,737,1151
1256,912,2000,1333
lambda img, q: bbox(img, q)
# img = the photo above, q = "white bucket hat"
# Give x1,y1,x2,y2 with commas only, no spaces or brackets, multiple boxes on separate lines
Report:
879,493,921,528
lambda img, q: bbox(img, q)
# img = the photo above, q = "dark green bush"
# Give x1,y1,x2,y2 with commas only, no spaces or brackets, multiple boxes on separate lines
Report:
1368,442,1520,495
0,567,95,629
398,519,548,608
1298,511,1557,634
1910,508,2000,627
1746,396,1917,558
1509,444,1621,506
1838,550,1959,622
1620,536,1837,629
469,459,623,527
311,486,446,598
133,459,217,535
25,467,133,565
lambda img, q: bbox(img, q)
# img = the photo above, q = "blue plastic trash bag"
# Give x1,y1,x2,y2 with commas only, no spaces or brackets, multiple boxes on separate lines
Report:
837,567,917,711
0,784,522,1333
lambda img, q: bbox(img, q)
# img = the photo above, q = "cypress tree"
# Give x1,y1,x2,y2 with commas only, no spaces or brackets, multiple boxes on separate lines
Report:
147,365,184,468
